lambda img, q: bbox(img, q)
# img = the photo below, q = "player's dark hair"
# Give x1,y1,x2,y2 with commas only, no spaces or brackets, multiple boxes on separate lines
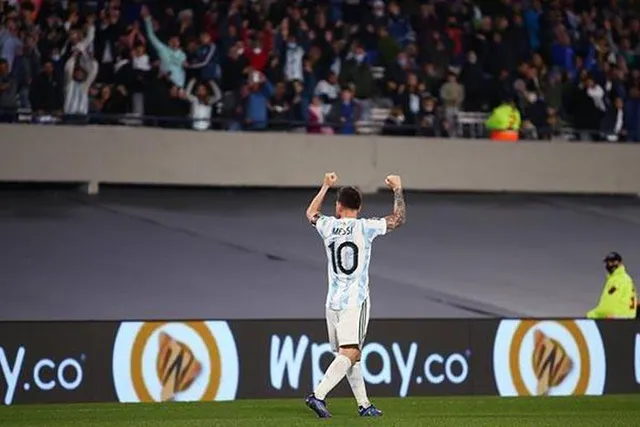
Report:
337,186,362,210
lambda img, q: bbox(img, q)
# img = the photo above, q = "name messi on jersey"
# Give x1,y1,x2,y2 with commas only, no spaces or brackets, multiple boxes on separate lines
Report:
332,225,354,236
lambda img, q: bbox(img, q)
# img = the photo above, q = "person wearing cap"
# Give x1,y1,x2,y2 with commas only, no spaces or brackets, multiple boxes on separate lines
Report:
586,252,637,319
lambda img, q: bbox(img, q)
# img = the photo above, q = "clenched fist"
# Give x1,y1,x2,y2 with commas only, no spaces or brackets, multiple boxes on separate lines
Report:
385,175,402,190
324,172,338,187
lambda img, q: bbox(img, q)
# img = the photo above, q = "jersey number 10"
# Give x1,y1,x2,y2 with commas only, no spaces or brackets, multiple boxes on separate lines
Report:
329,241,359,275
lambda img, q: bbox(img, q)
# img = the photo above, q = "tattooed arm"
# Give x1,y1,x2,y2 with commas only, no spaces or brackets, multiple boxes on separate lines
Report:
383,175,406,232
306,172,338,225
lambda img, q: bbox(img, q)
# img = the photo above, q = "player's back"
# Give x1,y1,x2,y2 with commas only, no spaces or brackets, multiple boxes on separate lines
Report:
315,216,387,310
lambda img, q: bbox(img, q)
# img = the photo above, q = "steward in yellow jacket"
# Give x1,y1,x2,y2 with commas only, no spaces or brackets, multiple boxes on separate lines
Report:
485,98,521,132
587,252,637,319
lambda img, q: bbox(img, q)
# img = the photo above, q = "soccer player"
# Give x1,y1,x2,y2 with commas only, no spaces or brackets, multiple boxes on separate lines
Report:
304,172,406,418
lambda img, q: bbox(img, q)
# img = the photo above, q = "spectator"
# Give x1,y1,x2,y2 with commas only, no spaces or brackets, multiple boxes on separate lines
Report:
509,14,531,65
61,12,95,59
369,0,388,29
142,6,186,88
245,37,268,73
360,22,379,61
546,107,562,140
382,106,410,136
418,61,442,97
327,38,346,77
486,31,511,79
601,97,626,142
177,9,197,46
522,92,550,140
13,41,40,109
221,23,240,58
95,8,120,82
2,0,640,140
186,32,219,82
63,51,98,120
395,72,424,127
0,58,17,121
113,48,134,98
445,16,464,65
284,34,304,82
426,32,452,79
245,70,273,130
264,54,285,87
221,43,249,92
585,76,607,115
339,43,374,122
377,25,402,68
29,60,62,115
131,44,151,116
603,68,626,107
625,87,640,142
163,85,190,128
185,78,222,131
223,84,249,132
418,96,445,137
523,0,542,52
440,71,465,121
552,32,576,76
268,82,291,130
125,21,147,50
459,51,485,111
385,51,414,96
328,88,360,135
413,2,439,44
302,58,317,99
307,95,332,134
290,79,309,127
387,1,414,48
543,71,563,114
0,19,22,70
94,84,129,123
315,70,341,115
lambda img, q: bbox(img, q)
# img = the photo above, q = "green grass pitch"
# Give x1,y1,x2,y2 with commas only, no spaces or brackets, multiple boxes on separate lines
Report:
1,395,639,427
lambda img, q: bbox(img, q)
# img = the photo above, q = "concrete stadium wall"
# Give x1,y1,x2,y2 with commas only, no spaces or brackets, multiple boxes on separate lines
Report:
1,124,640,194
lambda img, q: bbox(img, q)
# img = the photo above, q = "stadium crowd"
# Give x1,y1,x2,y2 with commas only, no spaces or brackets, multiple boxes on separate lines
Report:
1,0,640,140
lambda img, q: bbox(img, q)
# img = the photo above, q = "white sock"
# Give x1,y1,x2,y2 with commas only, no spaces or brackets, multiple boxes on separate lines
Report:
314,354,352,400
346,362,370,408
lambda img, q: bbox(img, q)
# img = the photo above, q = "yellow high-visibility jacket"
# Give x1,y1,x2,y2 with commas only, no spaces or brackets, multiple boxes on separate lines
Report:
485,104,521,131
587,265,637,319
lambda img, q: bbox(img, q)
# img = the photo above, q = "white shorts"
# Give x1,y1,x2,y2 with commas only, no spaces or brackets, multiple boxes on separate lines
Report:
326,299,370,352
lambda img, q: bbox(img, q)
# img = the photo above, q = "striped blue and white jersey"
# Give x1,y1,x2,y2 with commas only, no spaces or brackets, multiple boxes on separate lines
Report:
315,215,387,310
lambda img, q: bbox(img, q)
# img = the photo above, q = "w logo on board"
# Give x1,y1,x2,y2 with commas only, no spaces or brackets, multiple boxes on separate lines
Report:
157,332,203,401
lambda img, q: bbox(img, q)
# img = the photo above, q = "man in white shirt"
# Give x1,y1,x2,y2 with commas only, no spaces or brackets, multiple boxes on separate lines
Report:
585,77,607,112
285,35,304,82
304,172,407,419
314,71,341,115
64,50,98,117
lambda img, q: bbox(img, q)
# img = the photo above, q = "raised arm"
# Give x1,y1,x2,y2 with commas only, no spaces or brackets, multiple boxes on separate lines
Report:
208,80,222,106
189,44,216,69
141,6,168,60
76,23,96,54
383,175,406,232
83,57,99,89
184,78,197,102
306,172,338,225
64,52,78,83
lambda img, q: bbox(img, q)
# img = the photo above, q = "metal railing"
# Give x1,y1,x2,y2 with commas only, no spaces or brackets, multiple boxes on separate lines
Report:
0,107,633,143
